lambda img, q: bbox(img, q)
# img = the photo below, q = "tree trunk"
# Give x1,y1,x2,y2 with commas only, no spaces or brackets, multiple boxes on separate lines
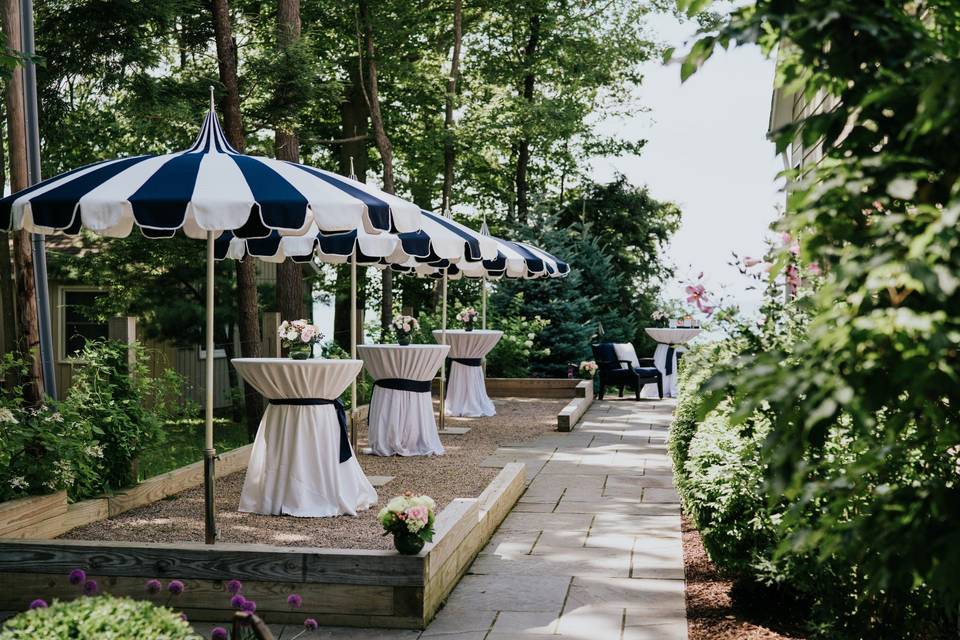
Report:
358,0,396,337
441,0,463,214
273,0,305,323
514,13,540,225
0,114,15,362
334,60,369,350
211,0,264,440
3,0,42,404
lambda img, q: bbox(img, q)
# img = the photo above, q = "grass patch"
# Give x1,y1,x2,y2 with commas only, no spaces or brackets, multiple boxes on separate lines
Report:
136,416,250,481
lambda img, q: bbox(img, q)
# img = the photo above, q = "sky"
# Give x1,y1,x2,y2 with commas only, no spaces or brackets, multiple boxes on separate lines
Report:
591,11,784,313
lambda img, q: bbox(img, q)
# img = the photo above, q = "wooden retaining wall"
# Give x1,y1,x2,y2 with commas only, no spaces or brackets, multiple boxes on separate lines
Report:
431,377,581,399
0,463,526,629
557,379,594,432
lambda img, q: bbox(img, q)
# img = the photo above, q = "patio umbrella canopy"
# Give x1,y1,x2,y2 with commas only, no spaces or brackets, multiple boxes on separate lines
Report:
0,94,424,544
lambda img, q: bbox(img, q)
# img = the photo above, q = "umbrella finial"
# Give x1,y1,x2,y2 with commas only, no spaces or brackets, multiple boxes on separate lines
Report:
443,206,453,220
209,85,215,112
348,156,357,180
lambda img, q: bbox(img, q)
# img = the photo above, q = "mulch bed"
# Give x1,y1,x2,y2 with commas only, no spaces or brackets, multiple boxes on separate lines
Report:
62,397,566,551
683,514,808,640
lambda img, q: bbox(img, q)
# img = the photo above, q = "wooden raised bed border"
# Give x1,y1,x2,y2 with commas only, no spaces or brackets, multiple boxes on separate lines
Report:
0,462,526,629
557,379,594,432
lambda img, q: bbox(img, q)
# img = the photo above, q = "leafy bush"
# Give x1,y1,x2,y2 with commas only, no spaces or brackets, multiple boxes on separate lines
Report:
60,340,184,492
683,407,773,575
0,596,198,639
0,354,101,502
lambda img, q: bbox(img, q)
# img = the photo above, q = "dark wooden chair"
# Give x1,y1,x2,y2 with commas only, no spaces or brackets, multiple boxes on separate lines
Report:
591,343,662,400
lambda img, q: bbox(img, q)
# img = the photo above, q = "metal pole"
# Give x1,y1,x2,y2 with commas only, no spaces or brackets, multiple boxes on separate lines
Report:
20,0,56,400
350,249,358,448
203,231,217,545
481,275,487,377
438,270,448,431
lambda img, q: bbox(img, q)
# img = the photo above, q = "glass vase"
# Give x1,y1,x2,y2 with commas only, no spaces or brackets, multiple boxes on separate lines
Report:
288,344,312,360
393,531,425,555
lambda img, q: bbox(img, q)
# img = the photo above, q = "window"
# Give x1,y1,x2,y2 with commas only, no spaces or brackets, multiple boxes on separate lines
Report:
62,289,108,358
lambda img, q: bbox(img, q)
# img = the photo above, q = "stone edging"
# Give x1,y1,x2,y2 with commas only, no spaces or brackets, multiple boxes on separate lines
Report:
557,379,594,432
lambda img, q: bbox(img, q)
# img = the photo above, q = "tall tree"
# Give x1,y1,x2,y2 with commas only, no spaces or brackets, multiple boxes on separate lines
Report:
3,0,42,404
358,0,397,335
0,108,14,359
440,0,462,213
274,0,305,322
514,13,539,225
211,0,264,440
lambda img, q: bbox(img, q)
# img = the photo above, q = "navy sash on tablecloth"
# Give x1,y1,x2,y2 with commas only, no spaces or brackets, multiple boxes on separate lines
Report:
268,398,351,463
374,378,432,393
665,345,676,376
447,357,482,367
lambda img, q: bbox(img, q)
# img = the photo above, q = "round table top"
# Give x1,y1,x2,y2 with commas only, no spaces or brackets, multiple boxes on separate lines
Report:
644,327,702,345
357,344,449,381
231,358,362,400
432,329,503,359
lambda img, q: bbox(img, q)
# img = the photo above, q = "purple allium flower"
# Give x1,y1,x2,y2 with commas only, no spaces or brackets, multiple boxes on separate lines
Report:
211,627,228,640
68,569,86,585
230,594,246,609
29,599,47,609
167,579,185,596
240,599,257,613
82,579,98,596
287,593,303,609
226,579,243,595
304,618,319,631
145,579,162,595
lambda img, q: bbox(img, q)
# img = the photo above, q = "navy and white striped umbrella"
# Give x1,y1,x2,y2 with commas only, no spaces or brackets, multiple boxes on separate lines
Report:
400,235,569,280
0,107,422,239
215,209,499,267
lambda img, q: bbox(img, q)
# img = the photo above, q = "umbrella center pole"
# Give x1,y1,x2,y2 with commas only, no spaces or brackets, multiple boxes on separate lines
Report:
204,231,217,545
350,250,358,449
481,276,487,377
439,270,448,431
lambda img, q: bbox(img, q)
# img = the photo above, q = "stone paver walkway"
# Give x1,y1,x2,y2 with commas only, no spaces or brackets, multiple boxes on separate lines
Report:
194,398,685,640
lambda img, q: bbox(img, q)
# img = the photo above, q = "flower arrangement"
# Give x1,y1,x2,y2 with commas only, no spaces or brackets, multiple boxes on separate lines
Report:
391,314,419,345
456,307,479,331
579,361,598,379
278,320,323,360
378,492,437,555
651,309,671,327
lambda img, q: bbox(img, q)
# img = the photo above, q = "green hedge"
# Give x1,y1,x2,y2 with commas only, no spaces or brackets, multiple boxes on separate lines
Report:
0,596,198,639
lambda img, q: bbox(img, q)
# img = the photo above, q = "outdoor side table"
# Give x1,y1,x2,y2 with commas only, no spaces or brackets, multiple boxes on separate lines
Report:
433,329,503,417
642,328,702,398
358,344,449,457
232,358,377,517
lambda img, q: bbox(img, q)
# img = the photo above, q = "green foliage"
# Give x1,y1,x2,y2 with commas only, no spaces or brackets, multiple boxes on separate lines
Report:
483,296,551,378
136,416,247,482
60,340,184,491
680,0,960,634
0,596,199,640
0,355,101,502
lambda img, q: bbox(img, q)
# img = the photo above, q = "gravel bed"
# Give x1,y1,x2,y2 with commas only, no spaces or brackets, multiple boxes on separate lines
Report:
62,397,564,550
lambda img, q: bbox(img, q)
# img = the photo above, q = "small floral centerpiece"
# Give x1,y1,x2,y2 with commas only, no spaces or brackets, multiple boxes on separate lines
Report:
579,360,598,379
391,314,419,346
278,320,323,360
651,309,670,328
456,307,479,331
378,492,436,555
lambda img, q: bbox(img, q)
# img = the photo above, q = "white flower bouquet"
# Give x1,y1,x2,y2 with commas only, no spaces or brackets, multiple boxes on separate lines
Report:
579,360,599,379
391,314,419,345
378,492,436,554
456,307,479,331
278,319,324,360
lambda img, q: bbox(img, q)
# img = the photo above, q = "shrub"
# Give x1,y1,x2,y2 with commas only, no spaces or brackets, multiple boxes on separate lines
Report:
682,408,774,575
0,596,198,639
0,354,101,502
60,340,183,492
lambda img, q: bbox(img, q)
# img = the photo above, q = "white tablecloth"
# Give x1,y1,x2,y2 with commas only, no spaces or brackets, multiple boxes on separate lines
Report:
433,330,502,417
358,344,448,457
641,328,702,398
232,358,377,517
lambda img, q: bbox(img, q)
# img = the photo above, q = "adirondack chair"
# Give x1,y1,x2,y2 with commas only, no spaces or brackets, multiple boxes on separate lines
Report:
591,343,663,400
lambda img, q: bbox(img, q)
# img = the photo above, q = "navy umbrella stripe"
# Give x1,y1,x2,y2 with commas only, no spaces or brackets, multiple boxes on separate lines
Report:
0,108,422,239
